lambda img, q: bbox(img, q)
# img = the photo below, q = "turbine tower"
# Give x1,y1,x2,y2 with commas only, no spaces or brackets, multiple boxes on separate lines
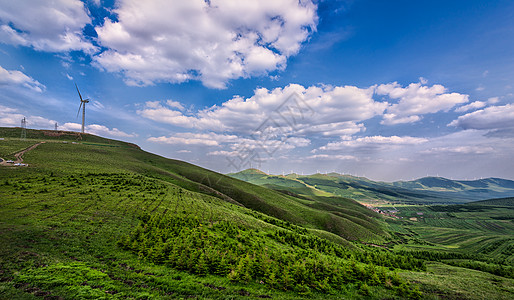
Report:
75,83,89,133
21,117,27,140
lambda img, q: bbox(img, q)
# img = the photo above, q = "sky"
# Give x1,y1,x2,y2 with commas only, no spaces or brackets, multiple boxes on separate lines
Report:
0,0,513,181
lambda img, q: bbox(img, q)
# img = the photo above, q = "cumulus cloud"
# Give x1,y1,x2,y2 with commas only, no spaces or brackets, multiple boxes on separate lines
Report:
376,82,469,125
0,105,56,128
137,101,198,128
93,0,317,88
0,105,55,129
0,105,135,139
487,97,500,104
449,104,514,131
166,100,185,111
0,65,45,92
148,131,310,156
148,132,239,146
0,0,96,53
455,101,486,113
59,122,137,138
138,83,386,135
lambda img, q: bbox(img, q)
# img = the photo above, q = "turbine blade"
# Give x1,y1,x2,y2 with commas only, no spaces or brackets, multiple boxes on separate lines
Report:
77,102,83,118
75,83,83,101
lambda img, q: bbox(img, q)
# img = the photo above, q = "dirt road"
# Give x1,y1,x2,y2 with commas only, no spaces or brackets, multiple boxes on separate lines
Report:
0,141,45,166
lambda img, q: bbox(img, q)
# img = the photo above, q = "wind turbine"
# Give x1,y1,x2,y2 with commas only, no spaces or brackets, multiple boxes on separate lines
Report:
75,83,89,133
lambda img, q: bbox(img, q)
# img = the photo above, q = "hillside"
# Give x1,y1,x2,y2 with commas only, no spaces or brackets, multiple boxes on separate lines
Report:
466,197,514,207
1,127,513,299
0,127,421,299
0,129,388,243
229,169,514,205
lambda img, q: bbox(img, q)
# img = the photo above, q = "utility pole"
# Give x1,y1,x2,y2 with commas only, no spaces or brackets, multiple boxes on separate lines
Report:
21,117,27,140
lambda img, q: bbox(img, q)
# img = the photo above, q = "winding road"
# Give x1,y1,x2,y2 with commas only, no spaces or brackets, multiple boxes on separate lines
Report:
0,142,45,166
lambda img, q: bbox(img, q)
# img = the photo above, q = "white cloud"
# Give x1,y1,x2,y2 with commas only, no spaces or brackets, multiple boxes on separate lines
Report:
376,82,469,125
0,105,55,128
148,130,310,159
0,65,45,92
166,100,185,111
147,132,239,146
487,97,499,104
60,122,137,138
317,135,428,151
138,83,386,135
0,105,58,129
455,101,486,113
137,101,197,128
449,104,514,131
298,121,365,136
93,0,317,88
0,0,96,53
148,135,219,146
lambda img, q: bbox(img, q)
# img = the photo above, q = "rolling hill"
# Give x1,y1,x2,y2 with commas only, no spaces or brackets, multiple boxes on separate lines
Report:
229,169,514,205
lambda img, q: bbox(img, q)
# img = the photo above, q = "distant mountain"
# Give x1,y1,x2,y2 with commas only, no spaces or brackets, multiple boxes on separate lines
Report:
228,170,514,204
392,177,514,202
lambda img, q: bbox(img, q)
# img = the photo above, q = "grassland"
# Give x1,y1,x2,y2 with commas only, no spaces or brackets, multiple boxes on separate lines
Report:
374,199,514,298
1,127,513,299
384,201,514,264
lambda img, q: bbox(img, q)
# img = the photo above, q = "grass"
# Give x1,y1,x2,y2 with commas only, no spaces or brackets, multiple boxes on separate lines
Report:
401,262,514,300
0,139,38,160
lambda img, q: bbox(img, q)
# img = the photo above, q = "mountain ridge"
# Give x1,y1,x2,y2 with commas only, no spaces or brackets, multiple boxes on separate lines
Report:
228,169,514,204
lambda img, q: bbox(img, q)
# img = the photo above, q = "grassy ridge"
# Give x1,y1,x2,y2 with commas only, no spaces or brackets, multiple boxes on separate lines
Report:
14,134,388,243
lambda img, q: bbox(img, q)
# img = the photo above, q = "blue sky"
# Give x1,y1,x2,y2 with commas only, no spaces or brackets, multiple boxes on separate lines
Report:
1,0,513,181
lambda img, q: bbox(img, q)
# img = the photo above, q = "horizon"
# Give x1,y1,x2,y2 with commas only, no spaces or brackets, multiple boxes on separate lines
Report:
229,167,508,183
1,0,513,181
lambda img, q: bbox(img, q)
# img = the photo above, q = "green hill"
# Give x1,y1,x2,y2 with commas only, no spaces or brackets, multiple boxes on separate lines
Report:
467,197,514,207
0,129,388,243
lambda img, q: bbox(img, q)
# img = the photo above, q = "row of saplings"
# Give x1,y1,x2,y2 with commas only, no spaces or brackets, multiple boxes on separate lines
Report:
118,214,422,298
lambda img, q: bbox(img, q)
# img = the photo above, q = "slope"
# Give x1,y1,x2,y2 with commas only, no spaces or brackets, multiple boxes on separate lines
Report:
0,128,387,243
230,169,514,205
